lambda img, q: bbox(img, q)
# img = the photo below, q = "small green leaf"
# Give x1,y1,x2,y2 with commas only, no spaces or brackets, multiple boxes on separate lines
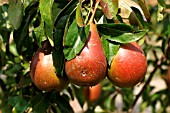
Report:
8,0,23,29
97,23,148,43
39,0,54,27
9,43,19,56
100,0,118,19
64,20,90,60
157,4,164,22
102,37,120,65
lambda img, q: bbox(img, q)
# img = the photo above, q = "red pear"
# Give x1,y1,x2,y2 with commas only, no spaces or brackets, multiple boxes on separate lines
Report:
108,42,147,87
65,23,107,86
30,43,69,91
84,83,102,103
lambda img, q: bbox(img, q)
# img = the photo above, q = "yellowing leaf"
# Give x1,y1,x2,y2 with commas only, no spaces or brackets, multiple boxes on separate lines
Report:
76,3,84,27
100,0,118,19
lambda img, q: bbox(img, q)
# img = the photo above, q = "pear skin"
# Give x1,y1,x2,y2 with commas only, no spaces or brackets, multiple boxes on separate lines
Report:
108,42,147,87
65,23,107,86
30,48,69,91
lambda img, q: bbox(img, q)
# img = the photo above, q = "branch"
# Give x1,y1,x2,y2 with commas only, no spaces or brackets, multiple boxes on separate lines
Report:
88,0,100,23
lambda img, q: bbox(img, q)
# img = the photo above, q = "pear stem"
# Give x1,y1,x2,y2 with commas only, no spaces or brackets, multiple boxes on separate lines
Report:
88,0,100,24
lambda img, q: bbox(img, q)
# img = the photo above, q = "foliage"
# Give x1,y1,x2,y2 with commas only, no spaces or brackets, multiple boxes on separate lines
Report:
0,0,170,113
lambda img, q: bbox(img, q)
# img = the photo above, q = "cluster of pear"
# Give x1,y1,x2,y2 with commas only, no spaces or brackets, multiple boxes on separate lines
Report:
30,22,147,92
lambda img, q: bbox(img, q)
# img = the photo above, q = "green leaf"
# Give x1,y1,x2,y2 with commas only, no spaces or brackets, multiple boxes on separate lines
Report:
157,0,166,7
97,23,148,43
52,3,62,22
31,93,51,113
56,95,73,113
157,4,164,22
64,20,90,60
13,21,29,50
104,30,148,43
8,96,22,106
54,0,78,26
50,104,62,113
13,1,39,50
9,43,19,56
8,0,23,29
72,85,85,108
100,0,118,19
52,48,65,76
122,88,134,110
103,93,116,111
50,93,73,113
52,0,77,75
98,23,134,33
8,92,29,113
13,98,29,113
4,64,22,76
53,15,68,76
129,7,144,29
102,37,120,65
39,0,54,27
45,23,54,46
33,22,47,47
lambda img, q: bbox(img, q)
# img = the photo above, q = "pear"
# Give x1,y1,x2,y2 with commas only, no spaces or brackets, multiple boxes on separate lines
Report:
30,42,69,91
84,83,102,103
65,23,107,86
108,42,147,88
